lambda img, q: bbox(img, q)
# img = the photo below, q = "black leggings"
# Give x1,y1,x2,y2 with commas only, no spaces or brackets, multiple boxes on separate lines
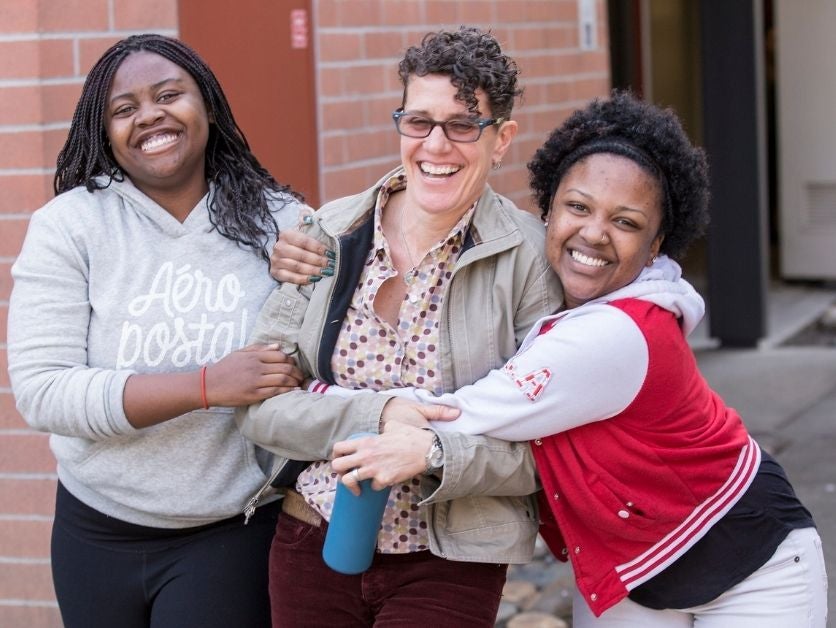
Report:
51,482,279,628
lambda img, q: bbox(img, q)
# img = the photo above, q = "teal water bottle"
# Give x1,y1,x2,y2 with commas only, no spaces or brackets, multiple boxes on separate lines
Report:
322,433,390,574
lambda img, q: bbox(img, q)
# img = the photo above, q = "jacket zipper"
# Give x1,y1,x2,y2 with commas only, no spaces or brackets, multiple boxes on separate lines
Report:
243,464,283,525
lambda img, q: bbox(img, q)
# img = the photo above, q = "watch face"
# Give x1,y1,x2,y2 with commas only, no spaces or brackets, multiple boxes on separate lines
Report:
427,436,444,469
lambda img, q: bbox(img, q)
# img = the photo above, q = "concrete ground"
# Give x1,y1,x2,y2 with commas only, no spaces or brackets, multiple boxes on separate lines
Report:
695,343,836,617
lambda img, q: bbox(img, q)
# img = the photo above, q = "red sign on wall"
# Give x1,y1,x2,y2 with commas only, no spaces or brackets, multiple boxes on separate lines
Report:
290,9,308,49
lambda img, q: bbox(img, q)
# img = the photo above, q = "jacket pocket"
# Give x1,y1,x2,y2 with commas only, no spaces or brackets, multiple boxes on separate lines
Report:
585,474,659,540
250,285,309,353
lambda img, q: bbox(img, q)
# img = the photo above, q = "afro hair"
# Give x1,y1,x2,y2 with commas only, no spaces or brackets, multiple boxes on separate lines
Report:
528,90,710,260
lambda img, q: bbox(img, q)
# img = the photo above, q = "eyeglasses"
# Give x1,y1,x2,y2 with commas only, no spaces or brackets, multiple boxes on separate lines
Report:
392,108,505,143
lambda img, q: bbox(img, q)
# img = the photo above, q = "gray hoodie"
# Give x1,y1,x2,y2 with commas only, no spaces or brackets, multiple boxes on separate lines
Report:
8,177,301,527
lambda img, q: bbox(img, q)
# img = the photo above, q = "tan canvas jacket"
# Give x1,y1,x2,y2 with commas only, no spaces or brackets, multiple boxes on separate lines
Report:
237,167,563,563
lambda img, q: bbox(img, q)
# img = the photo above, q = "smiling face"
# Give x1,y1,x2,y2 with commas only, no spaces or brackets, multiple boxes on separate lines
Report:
105,51,210,211
546,153,665,309
399,73,517,219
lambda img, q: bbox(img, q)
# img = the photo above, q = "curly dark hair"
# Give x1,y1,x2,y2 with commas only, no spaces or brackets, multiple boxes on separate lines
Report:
54,33,301,262
528,90,710,260
398,26,522,119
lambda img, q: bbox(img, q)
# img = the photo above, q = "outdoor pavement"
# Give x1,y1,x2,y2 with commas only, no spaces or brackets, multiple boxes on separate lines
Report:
696,343,836,618
497,301,836,627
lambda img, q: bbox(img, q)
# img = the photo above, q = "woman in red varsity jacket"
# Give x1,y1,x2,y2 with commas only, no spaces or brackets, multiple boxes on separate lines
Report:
315,92,827,627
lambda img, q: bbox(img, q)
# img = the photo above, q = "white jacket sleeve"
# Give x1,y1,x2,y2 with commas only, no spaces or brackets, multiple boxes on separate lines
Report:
309,379,423,401
7,209,135,440
418,306,647,440
311,306,648,442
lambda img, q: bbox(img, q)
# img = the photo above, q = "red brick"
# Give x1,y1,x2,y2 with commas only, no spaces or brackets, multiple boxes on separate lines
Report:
37,39,76,79
0,349,8,387
320,100,366,132
345,129,398,163
365,31,406,60
0,304,7,344
0,0,38,33
544,81,574,105
319,32,364,63
0,85,41,126
0,175,52,215
0,41,41,80
344,64,392,97
512,26,575,52
0,605,62,628
0,519,52,557
456,4,497,24
512,137,546,168
334,0,382,28
379,0,425,26
0,39,74,79
0,394,27,431
38,0,109,32
42,83,83,124
580,50,609,73
0,82,79,127
382,66,404,93
43,129,70,170
78,37,122,76
425,0,460,24
0,433,55,474
0,218,29,258
323,163,390,201
319,67,347,99
321,135,346,167
113,0,177,30
0,132,44,170
0,479,56,517
0,262,12,301
367,95,400,128
0,561,56,601
316,0,340,28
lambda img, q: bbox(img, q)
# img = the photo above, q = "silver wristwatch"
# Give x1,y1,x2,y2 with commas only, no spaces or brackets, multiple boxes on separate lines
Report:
424,432,444,474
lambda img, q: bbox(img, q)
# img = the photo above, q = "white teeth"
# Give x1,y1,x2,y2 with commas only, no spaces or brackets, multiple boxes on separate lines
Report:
420,163,460,175
571,250,609,267
141,133,179,152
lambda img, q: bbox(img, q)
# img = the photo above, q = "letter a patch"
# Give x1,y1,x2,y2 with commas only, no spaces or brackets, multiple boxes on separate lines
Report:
504,364,552,402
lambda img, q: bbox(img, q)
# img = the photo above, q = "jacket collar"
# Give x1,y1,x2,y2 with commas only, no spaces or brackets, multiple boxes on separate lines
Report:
315,166,528,261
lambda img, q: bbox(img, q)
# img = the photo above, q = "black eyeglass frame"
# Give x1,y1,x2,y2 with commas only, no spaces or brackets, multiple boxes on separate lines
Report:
391,108,506,143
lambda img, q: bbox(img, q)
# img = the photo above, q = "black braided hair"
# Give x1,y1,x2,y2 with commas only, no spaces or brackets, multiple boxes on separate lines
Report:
55,33,302,261
528,90,710,260
398,26,522,119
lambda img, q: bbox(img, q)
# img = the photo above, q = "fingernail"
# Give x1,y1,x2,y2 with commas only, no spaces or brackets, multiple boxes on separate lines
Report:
326,259,336,269
309,275,322,283
321,267,334,277
301,215,314,226
325,250,336,260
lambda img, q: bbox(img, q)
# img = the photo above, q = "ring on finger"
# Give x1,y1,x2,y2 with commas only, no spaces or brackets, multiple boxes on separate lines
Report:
352,468,361,483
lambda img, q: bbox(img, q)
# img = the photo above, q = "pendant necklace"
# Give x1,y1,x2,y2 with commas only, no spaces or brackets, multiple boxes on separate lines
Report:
399,206,421,284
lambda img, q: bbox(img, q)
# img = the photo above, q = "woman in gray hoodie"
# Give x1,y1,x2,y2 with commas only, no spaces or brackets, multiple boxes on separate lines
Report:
7,34,304,628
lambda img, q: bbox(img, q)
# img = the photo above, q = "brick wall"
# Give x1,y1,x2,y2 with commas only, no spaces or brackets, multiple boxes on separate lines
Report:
0,0,610,624
313,0,611,212
0,1,177,624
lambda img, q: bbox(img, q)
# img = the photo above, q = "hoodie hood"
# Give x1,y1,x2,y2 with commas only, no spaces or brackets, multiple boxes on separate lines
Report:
93,174,213,235
587,255,705,335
